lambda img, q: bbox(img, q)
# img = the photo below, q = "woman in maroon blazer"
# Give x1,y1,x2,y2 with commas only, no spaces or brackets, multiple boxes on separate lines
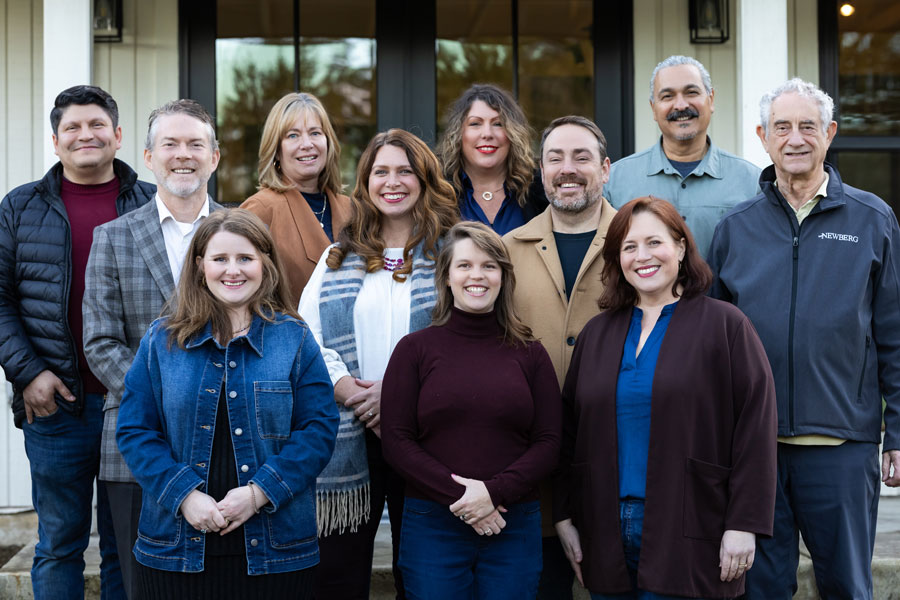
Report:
554,196,777,599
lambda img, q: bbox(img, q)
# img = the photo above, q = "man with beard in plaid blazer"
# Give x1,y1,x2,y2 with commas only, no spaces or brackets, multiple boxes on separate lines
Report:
83,99,223,599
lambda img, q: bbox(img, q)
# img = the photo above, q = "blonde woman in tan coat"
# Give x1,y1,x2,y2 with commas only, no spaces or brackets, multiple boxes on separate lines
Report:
241,92,351,306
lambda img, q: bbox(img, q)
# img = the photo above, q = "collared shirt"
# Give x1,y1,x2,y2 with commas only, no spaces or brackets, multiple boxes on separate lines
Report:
155,195,210,283
776,172,830,225
616,302,677,499
458,171,526,236
605,137,760,257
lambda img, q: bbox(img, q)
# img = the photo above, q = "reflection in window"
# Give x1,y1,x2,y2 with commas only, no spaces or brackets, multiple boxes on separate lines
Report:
436,0,514,135
216,0,375,204
835,151,900,211
518,0,593,141
838,0,900,136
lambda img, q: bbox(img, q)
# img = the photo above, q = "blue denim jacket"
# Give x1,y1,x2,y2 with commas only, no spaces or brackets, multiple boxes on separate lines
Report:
116,313,339,574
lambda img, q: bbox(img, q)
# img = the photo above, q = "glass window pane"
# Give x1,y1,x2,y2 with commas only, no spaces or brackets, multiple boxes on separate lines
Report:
436,0,514,136
299,1,376,191
216,0,294,205
518,0,593,140
835,151,900,213
837,0,900,136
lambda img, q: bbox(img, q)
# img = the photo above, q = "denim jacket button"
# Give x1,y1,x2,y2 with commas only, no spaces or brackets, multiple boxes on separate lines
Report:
229,361,237,368
241,464,249,473
234,428,243,436
229,391,237,398
250,539,258,547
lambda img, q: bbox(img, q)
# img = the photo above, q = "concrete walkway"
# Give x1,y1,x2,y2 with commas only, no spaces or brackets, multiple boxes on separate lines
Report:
3,497,900,599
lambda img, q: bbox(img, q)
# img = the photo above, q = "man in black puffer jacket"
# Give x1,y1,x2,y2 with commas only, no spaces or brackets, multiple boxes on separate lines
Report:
0,85,154,600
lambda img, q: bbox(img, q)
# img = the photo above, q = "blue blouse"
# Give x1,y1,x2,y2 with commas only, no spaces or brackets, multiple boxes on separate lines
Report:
458,171,526,236
616,302,677,499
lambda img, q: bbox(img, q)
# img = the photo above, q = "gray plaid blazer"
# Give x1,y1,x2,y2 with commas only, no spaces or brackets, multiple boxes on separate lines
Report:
83,197,223,482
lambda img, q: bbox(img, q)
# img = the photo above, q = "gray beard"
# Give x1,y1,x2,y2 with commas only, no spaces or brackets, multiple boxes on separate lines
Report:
547,187,602,214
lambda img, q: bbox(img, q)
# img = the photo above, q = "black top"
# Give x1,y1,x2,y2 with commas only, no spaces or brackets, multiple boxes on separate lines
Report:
301,191,333,242
553,230,596,299
206,386,244,557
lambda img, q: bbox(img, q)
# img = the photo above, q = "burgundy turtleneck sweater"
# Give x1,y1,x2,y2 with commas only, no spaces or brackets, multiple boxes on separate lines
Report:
381,306,561,507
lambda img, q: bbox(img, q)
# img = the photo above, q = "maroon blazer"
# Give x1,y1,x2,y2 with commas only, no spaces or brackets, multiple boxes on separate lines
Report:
554,294,777,598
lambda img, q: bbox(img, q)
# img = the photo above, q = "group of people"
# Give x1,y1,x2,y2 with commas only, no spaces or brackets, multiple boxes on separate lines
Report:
0,52,898,600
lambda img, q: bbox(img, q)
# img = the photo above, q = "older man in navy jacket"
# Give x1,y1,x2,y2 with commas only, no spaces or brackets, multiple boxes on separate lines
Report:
709,78,900,600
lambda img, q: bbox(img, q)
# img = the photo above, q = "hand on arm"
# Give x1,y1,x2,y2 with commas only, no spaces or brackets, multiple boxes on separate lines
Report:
719,529,756,582
883,450,900,487
22,370,75,423
554,519,584,586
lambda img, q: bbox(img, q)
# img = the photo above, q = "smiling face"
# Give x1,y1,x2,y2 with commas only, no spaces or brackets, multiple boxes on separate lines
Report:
541,123,609,214
651,64,715,143
757,92,836,181
278,111,328,193
448,237,502,314
460,100,510,174
620,211,685,306
367,144,422,224
52,103,122,182
201,230,263,319
144,113,220,201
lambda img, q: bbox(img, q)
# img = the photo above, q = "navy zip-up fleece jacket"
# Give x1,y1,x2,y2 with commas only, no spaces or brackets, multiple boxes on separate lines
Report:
709,163,900,451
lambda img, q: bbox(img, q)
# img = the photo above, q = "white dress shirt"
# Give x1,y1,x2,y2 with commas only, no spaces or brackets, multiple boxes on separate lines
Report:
155,195,210,282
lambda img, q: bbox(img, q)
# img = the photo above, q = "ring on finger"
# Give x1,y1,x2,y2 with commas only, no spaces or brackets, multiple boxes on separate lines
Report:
200,528,208,534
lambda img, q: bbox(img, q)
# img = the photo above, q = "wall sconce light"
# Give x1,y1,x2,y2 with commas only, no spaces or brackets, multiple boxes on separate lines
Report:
93,0,123,43
689,0,729,44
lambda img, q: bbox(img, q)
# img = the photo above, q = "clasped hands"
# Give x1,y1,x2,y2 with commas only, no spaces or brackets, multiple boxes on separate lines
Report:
180,485,270,536
335,376,382,437
449,474,506,536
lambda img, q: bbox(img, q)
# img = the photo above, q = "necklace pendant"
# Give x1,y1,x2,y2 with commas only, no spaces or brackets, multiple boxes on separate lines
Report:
481,191,493,202
320,221,325,228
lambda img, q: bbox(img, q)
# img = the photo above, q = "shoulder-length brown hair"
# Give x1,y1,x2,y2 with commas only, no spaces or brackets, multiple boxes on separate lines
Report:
326,129,459,281
436,84,535,207
165,209,299,347
256,92,343,196
432,222,533,346
597,196,712,311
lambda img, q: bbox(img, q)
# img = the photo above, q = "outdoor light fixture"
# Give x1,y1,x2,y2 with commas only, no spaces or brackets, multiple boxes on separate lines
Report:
840,3,856,17
93,0,123,43
689,0,729,44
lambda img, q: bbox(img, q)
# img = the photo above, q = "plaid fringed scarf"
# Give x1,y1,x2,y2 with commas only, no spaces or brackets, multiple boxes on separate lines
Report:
316,244,438,536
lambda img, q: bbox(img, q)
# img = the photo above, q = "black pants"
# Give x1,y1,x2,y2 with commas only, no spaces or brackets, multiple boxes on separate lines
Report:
313,430,406,599
105,480,143,600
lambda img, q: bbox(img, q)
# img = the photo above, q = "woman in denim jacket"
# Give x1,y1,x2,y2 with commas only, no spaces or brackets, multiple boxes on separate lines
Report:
117,209,339,599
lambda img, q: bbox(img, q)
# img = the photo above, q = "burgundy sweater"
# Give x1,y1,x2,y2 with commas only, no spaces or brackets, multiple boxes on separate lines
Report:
381,307,561,507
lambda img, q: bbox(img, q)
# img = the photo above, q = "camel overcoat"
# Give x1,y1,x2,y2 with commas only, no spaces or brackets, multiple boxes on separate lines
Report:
241,187,351,307
555,294,777,598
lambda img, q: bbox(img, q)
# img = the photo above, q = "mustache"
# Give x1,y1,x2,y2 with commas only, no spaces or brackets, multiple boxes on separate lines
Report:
666,107,700,121
552,175,587,186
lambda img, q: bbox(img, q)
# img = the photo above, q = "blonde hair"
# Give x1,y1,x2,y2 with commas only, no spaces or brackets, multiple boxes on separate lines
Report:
326,129,459,281
432,222,533,346
164,209,298,347
437,84,535,207
257,92,343,195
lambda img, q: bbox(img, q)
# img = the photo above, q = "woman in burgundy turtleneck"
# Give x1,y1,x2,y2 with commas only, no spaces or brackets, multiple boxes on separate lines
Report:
381,221,561,599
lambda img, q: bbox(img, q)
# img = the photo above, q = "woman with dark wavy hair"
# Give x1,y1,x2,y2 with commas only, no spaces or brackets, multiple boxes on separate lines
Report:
554,197,777,599
298,129,458,599
381,221,561,599
437,84,547,235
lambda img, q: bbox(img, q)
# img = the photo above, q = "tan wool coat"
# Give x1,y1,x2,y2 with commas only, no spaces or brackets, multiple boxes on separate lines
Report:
502,199,616,535
241,187,351,307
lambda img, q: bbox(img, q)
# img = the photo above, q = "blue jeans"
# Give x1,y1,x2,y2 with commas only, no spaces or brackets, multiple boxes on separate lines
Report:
23,393,123,599
399,497,542,600
591,500,702,600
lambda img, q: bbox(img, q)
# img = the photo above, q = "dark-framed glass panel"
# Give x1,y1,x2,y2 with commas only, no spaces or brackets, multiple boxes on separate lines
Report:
820,0,900,208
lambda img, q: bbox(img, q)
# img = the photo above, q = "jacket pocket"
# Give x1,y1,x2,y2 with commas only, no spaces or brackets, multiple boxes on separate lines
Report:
137,498,183,547
254,380,293,440
266,486,317,548
855,335,871,404
682,457,730,541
